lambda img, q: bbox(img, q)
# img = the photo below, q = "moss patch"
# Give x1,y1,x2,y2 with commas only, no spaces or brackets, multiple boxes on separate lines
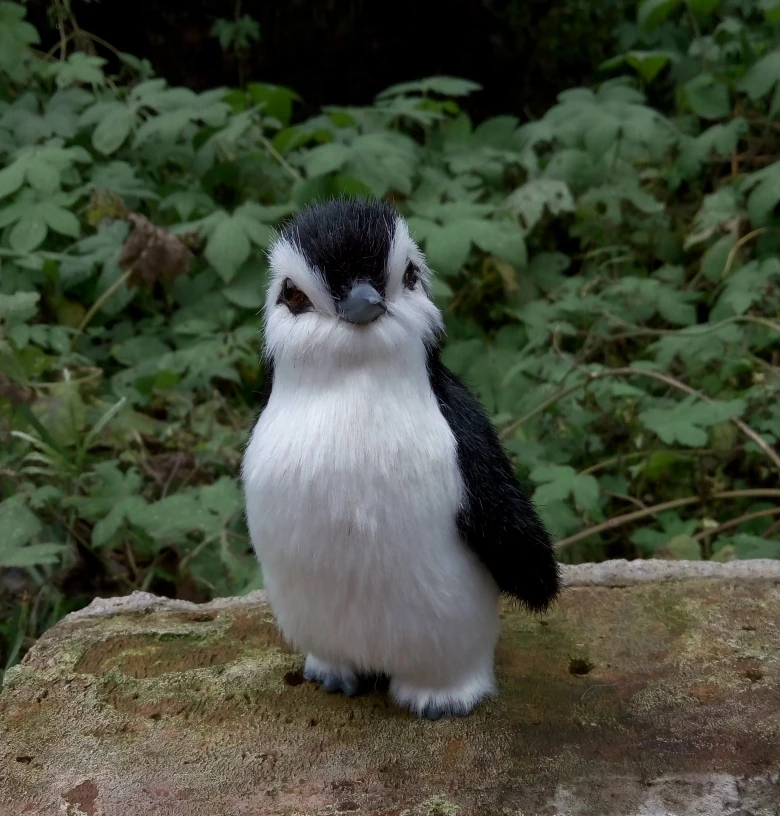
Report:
2,579,780,816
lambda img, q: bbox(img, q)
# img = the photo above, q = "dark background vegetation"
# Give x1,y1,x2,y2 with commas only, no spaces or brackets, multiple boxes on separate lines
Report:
1,0,779,683
22,0,632,119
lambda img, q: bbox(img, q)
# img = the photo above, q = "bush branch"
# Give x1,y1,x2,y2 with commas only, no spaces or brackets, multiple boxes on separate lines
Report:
555,489,780,550
692,507,780,543
502,366,780,475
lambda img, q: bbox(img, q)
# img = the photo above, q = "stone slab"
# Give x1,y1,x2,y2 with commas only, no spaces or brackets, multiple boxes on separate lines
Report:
1,560,779,815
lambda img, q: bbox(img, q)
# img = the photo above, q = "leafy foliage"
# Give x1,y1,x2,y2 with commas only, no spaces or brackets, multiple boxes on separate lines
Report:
2,0,780,679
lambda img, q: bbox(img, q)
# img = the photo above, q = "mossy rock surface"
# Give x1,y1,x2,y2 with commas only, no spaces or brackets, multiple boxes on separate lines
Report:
1,560,780,815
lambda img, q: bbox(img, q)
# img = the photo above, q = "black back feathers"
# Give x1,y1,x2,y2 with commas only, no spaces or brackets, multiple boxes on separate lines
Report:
427,349,561,612
281,198,397,300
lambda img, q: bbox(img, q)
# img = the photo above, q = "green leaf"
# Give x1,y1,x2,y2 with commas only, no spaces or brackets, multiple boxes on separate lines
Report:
92,495,146,547
742,163,780,227
696,118,749,159
222,263,267,309
0,1,39,80
700,235,734,282
67,462,143,519
205,215,251,281
506,180,574,232
685,187,740,248
738,50,780,101
0,494,59,569
626,50,677,83
761,0,780,23
689,0,719,14
0,495,42,553
602,50,679,83
92,107,134,155
52,52,107,88
8,213,47,253
247,83,300,126
657,287,698,325
639,399,745,447
39,203,80,237
422,223,472,276
530,465,601,512
34,378,87,444
0,542,67,568
665,534,702,560
638,0,681,30
571,474,600,511
640,406,708,446
25,160,60,194
683,73,730,119
0,291,39,321
0,160,27,199
377,76,481,99
468,219,527,266
728,534,780,559
301,142,351,177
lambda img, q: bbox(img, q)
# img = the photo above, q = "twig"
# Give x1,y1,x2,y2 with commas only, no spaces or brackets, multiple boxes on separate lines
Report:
693,507,780,542
603,490,646,510
54,0,69,60
684,0,705,65
75,269,132,336
259,135,302,182
555,489,780,550
161,452,185,499
178,532,221,570
598,314,780,341
131,430,164,488
763,518,780,539
721,228,772,284
502,366,780,475
46,29,125,60
125,540,139,581
580,448,720,476
685,226,774,293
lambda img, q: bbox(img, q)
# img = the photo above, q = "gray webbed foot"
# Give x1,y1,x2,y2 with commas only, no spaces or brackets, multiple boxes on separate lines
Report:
317,672,360,697
421,702,444,721
303,655,360,697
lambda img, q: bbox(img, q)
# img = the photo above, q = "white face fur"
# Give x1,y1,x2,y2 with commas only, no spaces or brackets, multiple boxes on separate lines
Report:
264,214,444,368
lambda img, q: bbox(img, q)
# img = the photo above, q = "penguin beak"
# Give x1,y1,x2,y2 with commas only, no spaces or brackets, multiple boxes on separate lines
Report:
337,282,387,325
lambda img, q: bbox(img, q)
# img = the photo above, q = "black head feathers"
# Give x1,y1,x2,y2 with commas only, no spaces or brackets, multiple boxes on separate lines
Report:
280,198,397,300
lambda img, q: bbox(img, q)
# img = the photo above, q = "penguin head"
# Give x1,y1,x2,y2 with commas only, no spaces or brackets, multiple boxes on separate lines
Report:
263,197,443,364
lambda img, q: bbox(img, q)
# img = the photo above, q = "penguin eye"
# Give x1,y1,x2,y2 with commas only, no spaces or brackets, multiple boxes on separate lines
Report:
279,278,312,314
403,262,419,290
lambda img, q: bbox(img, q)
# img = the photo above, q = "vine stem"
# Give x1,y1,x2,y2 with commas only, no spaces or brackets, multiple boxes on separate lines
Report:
692,507,780,543
555,489,780,550
601,313,780,340
75,269,132,336
501,366,780,475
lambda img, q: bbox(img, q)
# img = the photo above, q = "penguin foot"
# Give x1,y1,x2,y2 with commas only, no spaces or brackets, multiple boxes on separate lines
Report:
303,655,360,697
390,667,495,720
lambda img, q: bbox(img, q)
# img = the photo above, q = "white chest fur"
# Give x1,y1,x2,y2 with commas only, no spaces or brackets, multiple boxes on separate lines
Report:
242,349,500,689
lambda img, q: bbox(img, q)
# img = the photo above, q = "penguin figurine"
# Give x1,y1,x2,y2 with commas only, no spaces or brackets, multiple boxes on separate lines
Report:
242,197,560,720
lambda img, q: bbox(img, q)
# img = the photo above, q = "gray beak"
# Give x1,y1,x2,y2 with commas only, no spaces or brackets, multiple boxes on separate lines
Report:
337,282,386,325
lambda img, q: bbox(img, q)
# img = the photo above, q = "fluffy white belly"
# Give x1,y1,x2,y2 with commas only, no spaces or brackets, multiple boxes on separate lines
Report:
242,360,499,684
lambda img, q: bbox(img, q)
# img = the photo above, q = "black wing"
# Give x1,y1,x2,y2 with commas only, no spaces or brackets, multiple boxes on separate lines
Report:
427,348,560,612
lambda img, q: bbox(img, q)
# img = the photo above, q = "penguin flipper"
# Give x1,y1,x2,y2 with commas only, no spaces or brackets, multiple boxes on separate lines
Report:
427,349,560,612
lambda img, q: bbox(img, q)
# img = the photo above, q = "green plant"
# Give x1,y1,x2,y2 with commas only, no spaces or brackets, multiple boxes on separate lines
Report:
1,0,779,679
211,3,261,86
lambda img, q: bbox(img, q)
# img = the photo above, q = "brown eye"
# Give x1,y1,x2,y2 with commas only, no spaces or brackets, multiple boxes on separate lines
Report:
403,262,419,290
279,278,312,314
